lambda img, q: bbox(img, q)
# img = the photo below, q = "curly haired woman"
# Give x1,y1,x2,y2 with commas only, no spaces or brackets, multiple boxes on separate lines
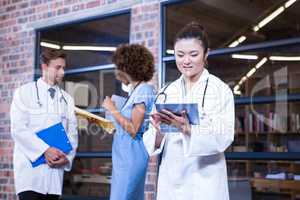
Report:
102,44,156,200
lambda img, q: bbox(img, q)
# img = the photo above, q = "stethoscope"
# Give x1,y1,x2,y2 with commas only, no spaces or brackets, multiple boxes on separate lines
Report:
35,81,68,107
154,77,209,117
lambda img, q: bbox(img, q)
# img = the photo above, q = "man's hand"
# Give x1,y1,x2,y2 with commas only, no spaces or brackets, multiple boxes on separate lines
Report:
49,156,69,168
44,147,68,168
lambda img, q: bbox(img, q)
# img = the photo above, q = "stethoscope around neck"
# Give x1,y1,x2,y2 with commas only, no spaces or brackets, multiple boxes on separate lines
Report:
35,81,68,107
154,77,209,117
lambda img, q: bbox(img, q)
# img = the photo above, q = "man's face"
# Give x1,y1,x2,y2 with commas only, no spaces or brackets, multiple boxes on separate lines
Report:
42,58,66,85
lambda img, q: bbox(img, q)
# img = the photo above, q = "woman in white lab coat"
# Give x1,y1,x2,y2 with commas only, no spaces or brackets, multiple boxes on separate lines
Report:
143,22,235,200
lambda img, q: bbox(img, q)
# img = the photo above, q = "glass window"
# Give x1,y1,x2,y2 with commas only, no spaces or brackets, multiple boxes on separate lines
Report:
208,44,300,97
39,13,130,69
63,69,124,109
63,158,112,199
165,44,300,154
164,61,180,84
227,160,300,199
233,102,300,153
163,1,300,200
77,117,114,152
165,44,300,98
164,0,300,55
36,11,131,199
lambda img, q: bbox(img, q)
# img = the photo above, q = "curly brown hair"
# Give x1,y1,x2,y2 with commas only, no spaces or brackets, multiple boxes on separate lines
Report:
112,44,155,82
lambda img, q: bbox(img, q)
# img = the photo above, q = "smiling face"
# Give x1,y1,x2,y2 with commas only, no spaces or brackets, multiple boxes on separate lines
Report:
174,38,208,82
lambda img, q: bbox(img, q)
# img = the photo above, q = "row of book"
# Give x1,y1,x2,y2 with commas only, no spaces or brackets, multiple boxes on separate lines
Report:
235,113,300,133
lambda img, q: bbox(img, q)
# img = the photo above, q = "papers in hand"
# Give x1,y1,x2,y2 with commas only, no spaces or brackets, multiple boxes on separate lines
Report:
75,107,115,134
32,122,72,167
155,103,200,132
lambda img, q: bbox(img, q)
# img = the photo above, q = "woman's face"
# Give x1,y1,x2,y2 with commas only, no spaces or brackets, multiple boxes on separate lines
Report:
174,38,208,81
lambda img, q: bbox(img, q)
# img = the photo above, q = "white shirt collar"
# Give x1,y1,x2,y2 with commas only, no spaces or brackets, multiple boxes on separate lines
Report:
37,78,58,91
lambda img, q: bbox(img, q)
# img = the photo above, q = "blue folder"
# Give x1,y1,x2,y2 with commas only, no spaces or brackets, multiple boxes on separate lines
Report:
155,103,200,132
31,122,72,168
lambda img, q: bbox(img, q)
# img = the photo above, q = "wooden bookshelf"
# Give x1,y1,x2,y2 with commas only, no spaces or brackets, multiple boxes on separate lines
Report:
229,72,300,199
251,178,300,190
251,178,300,199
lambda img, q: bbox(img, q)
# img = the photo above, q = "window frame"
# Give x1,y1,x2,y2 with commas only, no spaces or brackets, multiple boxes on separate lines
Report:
34,9,131,199
161,0,300,161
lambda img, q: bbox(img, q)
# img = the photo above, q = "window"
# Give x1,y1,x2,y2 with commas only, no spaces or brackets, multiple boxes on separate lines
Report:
36,11,130,199
163,0,300,55
162,1,300,199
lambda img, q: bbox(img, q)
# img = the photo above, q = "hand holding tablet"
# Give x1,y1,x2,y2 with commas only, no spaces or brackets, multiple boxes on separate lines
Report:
155,103,200,125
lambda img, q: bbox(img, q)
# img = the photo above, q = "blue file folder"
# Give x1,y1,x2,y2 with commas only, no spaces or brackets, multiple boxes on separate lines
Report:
31,122,72,168
155,103,200,132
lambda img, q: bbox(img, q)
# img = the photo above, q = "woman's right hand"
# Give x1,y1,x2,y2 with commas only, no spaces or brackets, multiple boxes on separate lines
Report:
102,96,117,113
150,113,165,148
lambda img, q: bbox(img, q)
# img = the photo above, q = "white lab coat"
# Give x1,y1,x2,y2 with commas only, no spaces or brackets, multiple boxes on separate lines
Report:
10,78,78,195
143,69,234,200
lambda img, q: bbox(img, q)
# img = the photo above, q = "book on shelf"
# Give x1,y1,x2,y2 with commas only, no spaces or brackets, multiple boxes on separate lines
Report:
235,112,300,133
289,113,300,132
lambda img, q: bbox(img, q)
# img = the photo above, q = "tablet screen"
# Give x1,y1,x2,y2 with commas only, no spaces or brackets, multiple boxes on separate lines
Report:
155,103,200,125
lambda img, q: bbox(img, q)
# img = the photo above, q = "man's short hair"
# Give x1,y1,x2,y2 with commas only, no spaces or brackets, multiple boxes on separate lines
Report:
40,49,66,65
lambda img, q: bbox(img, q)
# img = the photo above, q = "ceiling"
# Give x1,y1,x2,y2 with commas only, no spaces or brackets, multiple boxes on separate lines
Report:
38,0,300,92
164,0,300,94
165,0,300,49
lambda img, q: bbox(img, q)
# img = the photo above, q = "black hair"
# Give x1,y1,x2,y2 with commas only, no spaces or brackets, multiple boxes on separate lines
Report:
174,21,209,54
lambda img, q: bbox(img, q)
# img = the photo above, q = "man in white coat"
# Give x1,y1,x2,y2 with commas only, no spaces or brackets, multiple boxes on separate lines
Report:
10,49,78,200
143,22,234,200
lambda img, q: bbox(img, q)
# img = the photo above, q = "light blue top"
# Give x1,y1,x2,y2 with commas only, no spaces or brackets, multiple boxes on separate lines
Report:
110,83,155,200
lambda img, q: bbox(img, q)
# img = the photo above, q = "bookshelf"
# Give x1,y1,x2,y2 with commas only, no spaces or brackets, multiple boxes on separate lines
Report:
228,72,300,199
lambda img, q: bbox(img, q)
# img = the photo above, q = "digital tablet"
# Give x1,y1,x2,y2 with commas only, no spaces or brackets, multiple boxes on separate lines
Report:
155,103,200,125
